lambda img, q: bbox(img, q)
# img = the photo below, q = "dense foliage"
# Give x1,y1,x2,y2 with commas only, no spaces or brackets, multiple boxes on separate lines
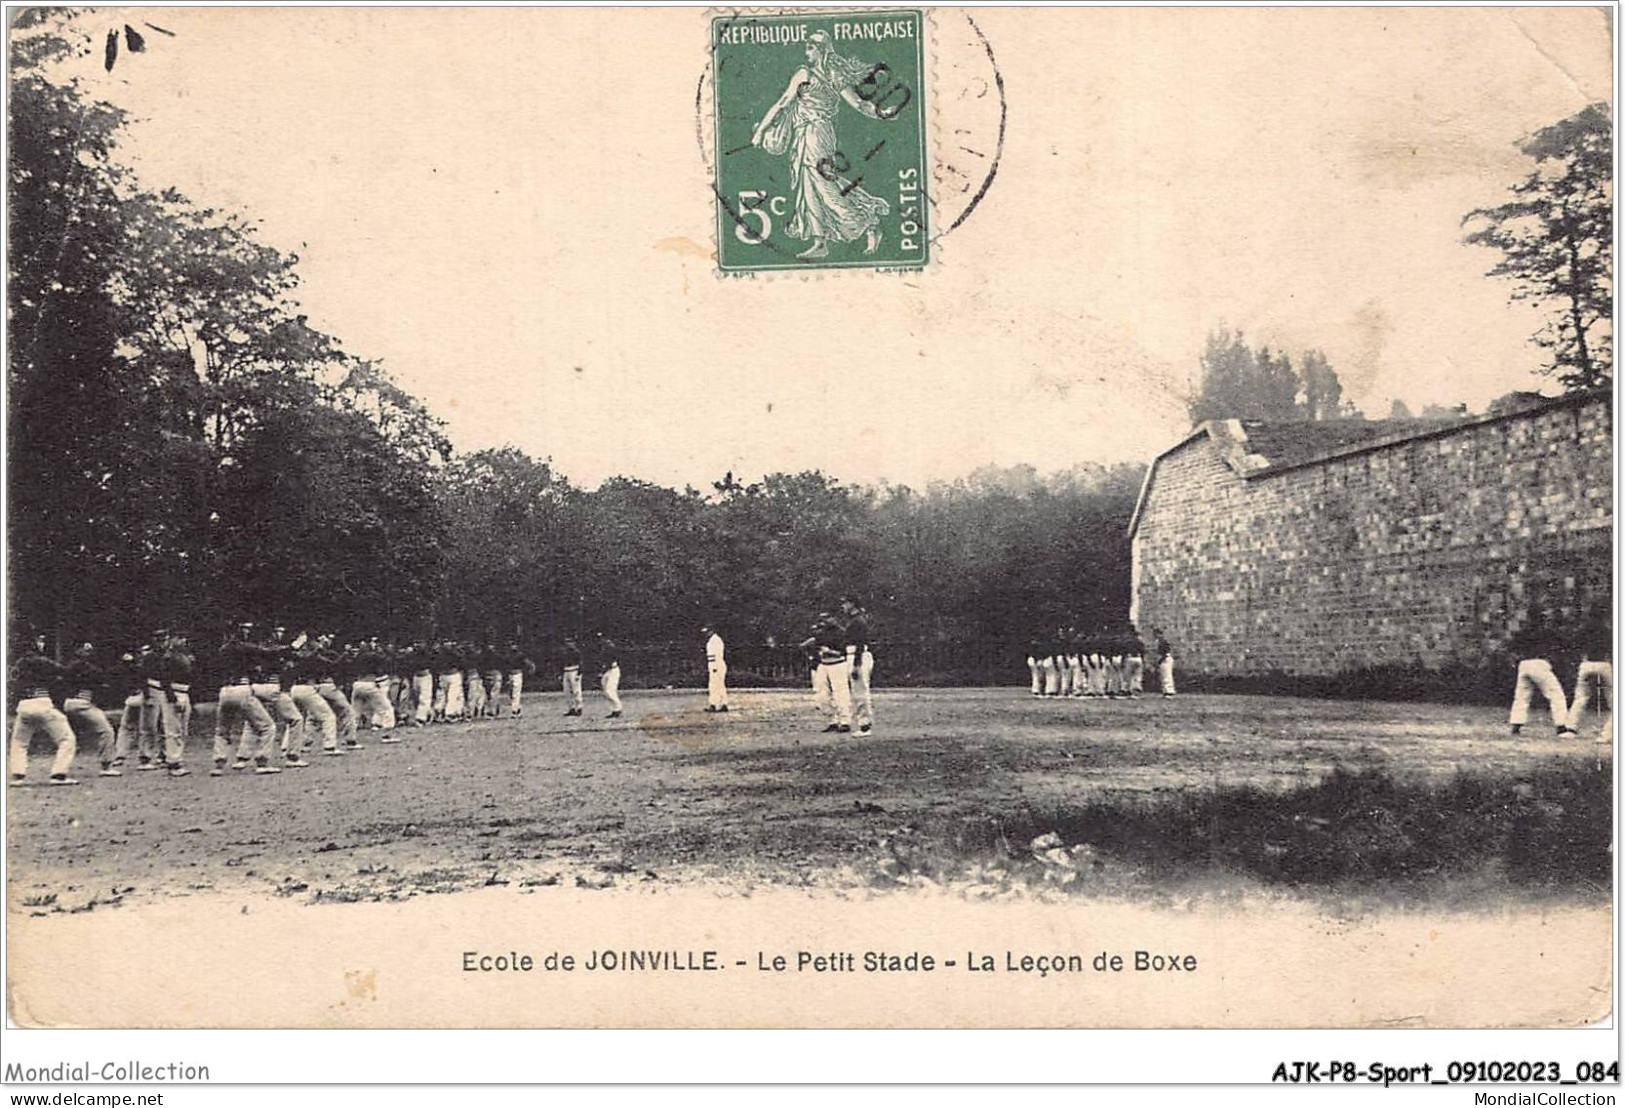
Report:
1463,103,1613,391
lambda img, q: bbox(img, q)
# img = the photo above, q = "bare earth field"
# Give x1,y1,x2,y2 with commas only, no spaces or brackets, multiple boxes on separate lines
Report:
5,688,1611,910
6,689,1614,1029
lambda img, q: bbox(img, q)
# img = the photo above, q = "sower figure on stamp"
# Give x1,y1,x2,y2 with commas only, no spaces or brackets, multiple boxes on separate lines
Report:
1507,613,1579,737
750,29,890,259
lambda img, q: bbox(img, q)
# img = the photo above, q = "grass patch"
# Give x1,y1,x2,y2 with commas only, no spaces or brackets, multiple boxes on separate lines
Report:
883,759,1611,896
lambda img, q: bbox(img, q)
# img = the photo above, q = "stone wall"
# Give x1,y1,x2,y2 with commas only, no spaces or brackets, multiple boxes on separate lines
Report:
1131,392,1612,677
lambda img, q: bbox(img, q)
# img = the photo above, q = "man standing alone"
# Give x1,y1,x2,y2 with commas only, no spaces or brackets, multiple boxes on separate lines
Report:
703,625,729,713
594,634,624,720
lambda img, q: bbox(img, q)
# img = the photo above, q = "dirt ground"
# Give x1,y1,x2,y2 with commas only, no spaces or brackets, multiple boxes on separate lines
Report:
5,688,1610,913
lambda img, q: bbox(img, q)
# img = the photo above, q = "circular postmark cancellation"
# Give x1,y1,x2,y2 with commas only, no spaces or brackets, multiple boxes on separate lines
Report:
699,9,1005,275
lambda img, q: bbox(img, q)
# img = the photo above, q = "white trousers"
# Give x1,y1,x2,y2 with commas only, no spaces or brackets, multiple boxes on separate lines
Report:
351,680,396,731
1569,660,1613,731
1026,657,1042,695
10,697,76,778
413,673,434,724
291,685,337,750
815,660,853,726
214,684,276,762
849,651,874,730
508,670,525,714
1067,655,1085,696
441,671,465,719
707,661,729,708
1158,656,1176,695
563,667,584,710
1509,659,1568,728
465,671,488,715
600,665,622,712
1041,657,1059,696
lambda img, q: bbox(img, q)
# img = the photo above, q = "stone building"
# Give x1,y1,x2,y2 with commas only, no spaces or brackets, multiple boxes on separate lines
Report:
1128,389,1612,680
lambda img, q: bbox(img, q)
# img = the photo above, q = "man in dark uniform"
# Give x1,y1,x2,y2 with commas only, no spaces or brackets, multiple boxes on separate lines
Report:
1025,634,1045,697
841,598,875,735
212,633,280,775
800,613,852,733
9,641,78,785
314,635,360,751
112,645,147,767
560,638,584,716
504,642,534,718
351,639,398,741
161,633,195,766
1568,612,1612,742
1508,614,1579,737
139,630,189,776
593,633,623,719
63,642,121,777
1153,628,1177,698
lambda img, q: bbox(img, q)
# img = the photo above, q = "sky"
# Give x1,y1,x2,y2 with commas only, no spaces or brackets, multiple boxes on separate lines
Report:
59,6,1614,490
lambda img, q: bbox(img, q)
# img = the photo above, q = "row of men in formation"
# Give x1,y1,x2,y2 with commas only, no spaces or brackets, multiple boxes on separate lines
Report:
1024,626,1175,699
7,628,547,785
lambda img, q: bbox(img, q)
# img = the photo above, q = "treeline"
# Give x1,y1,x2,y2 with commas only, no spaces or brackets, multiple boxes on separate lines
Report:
434,457,1142,650
1188,328,1357,424
8,15,1142,655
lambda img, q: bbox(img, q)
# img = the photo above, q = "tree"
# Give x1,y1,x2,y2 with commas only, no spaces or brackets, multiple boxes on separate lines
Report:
1300,350,1344,421
1188,330,1351,423
1463,103,1612,390
9,12,451,649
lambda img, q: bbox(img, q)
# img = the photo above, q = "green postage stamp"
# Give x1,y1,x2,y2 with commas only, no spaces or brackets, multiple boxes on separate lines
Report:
711,10,929,273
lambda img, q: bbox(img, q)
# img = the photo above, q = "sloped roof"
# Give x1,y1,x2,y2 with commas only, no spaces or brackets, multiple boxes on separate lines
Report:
1235,417,1461,473
1126,387,1610,539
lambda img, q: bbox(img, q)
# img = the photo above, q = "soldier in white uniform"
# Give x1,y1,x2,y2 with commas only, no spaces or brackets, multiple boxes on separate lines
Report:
560,639,585,717
702,626,729,712
1507,620,1578,737
841,600,874,735
1153,628,1177,698
1025,636,1045,697
8,647,78,786
1568,614,1612,742
801,613,853,733
1125,627,1146,698
593,634,623,719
